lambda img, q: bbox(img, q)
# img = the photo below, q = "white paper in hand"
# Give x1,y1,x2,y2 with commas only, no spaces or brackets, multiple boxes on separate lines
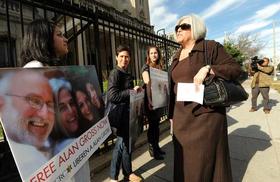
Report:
176,83,205,104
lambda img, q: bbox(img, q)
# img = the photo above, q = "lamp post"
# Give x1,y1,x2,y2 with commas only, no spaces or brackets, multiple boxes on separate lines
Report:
272,20,279,81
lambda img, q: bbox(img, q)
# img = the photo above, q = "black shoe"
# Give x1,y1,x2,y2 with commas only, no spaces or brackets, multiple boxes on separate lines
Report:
157,148,166,155
148,144,154,157
264,109,270,114
154,153,164,160
155,145,166,155
148,144,164,160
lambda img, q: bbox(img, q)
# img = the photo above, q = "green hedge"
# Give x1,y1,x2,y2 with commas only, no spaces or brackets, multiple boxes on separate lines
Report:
0,124,3,140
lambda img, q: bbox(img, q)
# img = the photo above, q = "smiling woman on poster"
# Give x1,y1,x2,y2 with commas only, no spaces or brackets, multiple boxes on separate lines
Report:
49,77,80,142
49,77,91,182
73,81,104,133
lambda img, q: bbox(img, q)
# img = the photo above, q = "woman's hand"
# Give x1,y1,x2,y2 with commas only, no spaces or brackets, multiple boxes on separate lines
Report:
169,119,173,136
133,85,143,93
148,101,153,110
193,66,210,85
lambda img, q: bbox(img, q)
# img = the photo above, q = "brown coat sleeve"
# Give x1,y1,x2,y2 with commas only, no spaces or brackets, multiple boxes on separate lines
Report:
167,50,181,119
207,40,242,81
193,40,243,115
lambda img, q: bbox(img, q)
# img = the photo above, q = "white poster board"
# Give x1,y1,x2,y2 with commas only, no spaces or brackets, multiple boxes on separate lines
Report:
150,67,169,109
0,66,111,182
129,90,144,153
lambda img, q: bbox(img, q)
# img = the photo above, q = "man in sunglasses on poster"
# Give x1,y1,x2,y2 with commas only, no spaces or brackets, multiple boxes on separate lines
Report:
0,69,55,179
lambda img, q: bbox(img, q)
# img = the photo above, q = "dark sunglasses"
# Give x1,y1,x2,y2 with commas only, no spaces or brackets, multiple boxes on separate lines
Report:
175,23,191,32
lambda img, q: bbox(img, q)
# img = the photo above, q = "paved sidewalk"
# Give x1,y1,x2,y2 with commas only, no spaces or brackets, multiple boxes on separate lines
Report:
227,78,280,182
92,78,280,182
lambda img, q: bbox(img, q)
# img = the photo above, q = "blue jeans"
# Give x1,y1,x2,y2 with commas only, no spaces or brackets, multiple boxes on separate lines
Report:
110,136,132,180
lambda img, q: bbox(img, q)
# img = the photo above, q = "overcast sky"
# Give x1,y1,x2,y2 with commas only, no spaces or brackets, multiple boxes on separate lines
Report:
149,0,280,58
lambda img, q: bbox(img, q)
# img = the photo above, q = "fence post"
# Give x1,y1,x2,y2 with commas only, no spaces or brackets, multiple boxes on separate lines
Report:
93,8,103,92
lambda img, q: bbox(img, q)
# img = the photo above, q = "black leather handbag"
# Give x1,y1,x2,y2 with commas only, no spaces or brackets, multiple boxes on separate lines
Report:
203,41,249,107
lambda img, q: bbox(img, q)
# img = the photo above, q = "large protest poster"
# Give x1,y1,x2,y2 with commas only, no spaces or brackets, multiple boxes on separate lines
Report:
129,90,144,153
150,67,169,109
0,66,111,182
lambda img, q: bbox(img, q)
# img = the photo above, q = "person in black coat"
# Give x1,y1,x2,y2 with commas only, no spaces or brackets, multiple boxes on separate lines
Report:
108,45,143,182
141,45,166,160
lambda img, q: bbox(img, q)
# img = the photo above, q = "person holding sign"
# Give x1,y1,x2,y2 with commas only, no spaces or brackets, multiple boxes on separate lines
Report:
21,18,68,67
108,45,143,182
141,46,165,160
20,19,90,181
169,14,242,182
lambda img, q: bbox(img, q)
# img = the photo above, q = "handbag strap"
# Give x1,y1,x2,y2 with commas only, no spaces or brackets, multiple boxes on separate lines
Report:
204,40,210,66
204,40,218,66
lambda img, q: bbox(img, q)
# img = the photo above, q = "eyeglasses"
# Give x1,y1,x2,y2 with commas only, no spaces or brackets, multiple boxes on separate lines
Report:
5,94,55,113
175,23,191,32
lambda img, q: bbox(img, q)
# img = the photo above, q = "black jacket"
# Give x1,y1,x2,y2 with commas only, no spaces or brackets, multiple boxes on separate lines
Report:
107,66,134,139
